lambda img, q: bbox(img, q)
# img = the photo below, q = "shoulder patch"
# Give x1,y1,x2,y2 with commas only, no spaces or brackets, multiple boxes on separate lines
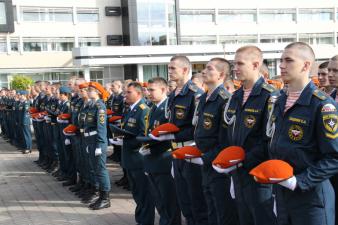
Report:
189,83,198,93
313,89,327,100
218,89,230,100
139,103,146,110
262,83,276,93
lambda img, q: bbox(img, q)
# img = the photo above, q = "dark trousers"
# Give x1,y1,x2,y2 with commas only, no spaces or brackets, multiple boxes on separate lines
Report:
147,173,181,225
127,169,155,225
173,159,208,225
202,166,239,225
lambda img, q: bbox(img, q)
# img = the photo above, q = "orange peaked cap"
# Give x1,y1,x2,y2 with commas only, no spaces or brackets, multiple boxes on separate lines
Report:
63,124,78,134
58,113,71,120
151,123,180,137
88,82,110,101
212,146,245,168
172,146,202,159
249,159,294,184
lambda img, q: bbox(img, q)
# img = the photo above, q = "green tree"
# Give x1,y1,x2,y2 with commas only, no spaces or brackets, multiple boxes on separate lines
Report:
10,75,34,90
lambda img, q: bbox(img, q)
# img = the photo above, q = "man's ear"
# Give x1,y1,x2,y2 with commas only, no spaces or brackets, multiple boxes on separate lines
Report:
302,61,311,72
252,61,260,71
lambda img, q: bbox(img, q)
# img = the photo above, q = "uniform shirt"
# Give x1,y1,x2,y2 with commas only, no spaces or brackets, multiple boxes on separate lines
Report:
194,85,231,165
269,81,338,191
223,76,277,171
167,80,203,142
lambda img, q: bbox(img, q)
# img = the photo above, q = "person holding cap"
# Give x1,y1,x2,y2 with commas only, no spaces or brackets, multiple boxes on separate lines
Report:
84,82,111,210
18,90,32,154
266,43,338,225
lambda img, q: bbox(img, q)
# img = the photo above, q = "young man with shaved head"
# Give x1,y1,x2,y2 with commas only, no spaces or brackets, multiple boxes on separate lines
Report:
262,43,338,225
215,46,278,225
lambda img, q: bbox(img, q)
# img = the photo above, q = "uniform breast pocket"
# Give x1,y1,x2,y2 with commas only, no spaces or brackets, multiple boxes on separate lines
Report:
243,110,262,130
86,113,95,123
175,105,187,120
286,116,311,143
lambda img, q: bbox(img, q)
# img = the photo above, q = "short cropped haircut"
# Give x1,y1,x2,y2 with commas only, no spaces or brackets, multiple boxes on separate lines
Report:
128,81,143,93
284,42,315,62
236,45,263,64
319,61,329,69
170,55,191,69
148,77,168,87
210,57,231,77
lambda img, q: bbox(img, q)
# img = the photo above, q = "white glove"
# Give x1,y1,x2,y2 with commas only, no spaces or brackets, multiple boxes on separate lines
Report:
212,163,242,174
185,157,204,165
139,146,151,156
149,133,175,141
95,148,102,156
230,176,235,199
278,176,297,191
171,161,175,178
64,139,71,146
109,138,123,146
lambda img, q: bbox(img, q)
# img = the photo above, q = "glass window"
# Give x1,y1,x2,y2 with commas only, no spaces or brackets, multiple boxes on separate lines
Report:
10,38,19,51
23,38,48,51
0,2,7,25
50,38,74,51
181,36,216,45
218,9,256,23
265,59,277,78
143,65,168,82
259,9,296,22
299,33,334,45
77,8,99,22
260,34,296,43
0,39,6,53
90,70,104,84
48,8,72,22
298,8,333,22
180,13,213,24
220,35,257,44
79,37,101,47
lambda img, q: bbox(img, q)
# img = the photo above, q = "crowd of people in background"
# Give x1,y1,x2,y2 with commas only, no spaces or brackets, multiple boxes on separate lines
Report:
0,42,338,225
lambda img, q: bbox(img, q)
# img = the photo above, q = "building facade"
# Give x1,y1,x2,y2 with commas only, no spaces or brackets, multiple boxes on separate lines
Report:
1,0,338,86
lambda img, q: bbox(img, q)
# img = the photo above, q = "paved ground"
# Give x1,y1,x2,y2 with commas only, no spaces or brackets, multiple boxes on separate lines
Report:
0,137,139,225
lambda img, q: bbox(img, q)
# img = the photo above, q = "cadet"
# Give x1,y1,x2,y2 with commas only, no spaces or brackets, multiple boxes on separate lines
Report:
113,81,155,224
329,56,338,101
218,46,277,225
150,55,207,225
18,90,32,154
85,82,111,210
140,77,181,225
189,58,238,225
266,43,338,225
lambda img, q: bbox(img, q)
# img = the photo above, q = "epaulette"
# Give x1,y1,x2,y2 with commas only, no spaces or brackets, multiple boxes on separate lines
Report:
189,83,198,93
139,103,147,110
262,83,276,93
218,88,231,100
313,89,327,100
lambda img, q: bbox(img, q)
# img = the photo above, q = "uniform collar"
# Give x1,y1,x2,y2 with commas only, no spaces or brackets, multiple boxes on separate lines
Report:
292,81,314,106
156,97,167,108
233,76,265,99
130,98,143,111
177,80,193,96
206,84,224,102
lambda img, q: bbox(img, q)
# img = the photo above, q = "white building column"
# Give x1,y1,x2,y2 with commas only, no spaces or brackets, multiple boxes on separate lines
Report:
137,64,144,82
84,67,90,81
6,34,10,55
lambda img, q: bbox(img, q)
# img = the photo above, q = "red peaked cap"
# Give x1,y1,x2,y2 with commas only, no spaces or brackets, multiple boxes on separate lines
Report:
63,124,78,134
249,159,294,184
29,107,39,114
212,146,245,168
107,109,114,115
172,146,202,159
151,123,180,137
58,113,71,120
108,115,123,123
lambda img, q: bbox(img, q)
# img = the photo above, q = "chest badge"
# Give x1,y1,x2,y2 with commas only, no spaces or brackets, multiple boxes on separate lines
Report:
203,117,213,130
288,124,303,141
323,114,338,133
244,115,256,128
176,108,185,119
